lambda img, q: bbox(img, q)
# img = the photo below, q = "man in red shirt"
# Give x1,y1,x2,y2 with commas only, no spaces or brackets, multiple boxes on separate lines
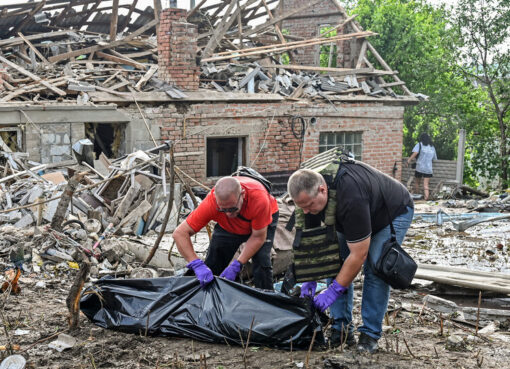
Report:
172,176,279,290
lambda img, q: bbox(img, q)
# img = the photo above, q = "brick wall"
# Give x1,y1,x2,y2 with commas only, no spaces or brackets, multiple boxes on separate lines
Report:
133,101,405,187
157,8,200,90
277,0,356,67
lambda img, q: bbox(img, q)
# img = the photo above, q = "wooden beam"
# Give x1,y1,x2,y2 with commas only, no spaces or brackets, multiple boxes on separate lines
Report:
265,64,394,75
119,0,138,32
331,0,412,95
51,0,77,27
355,40,368,69
110,0,119,41
97,50,147,70
153,0,162,34
135,64,158,89
319,14,358,38
187,0,207,19
202,31,375,62
17,32,49,64
242,0,322,37
0,55,66,96
260,0,285,44
10,1,46,36
0,30,71,48
48,19,158,63
202,0,239,58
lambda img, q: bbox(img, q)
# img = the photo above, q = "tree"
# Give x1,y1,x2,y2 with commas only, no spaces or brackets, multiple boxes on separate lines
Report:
346,0,473,160
452,0,510,188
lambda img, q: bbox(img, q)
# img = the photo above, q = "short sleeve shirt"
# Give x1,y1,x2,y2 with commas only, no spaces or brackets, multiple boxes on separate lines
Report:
413,143,437,174
335,162,413,242
185,176,279,235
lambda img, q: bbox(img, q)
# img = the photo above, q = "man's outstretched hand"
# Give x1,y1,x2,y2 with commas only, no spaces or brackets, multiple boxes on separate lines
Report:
220,260,243,281
187,259,214,288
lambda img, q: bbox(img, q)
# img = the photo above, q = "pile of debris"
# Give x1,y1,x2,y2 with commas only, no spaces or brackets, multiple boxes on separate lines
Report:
0,141,183,234
200,62,409,99
0,0,422,103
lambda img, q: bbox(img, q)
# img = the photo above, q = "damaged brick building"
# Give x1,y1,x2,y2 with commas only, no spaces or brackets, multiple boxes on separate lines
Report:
0,0,421,193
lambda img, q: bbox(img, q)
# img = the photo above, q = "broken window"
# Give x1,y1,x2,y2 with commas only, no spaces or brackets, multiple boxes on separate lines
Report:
0,127,22,151
85,123,126,160
319,132,362,159
207,137,246,177
319,25,337,68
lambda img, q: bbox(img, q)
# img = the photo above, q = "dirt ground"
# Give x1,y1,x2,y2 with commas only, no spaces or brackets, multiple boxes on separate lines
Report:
2,200,510,368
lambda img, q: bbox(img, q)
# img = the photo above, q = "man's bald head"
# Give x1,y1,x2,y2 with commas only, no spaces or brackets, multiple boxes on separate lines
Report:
215,177,241,201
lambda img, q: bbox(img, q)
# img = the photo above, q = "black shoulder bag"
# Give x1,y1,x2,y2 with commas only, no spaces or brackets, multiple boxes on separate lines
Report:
370,176,417,289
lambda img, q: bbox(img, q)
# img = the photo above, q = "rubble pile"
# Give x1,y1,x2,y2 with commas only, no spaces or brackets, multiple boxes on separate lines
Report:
200,62,411,99
0,140,190,277
0,0,421,104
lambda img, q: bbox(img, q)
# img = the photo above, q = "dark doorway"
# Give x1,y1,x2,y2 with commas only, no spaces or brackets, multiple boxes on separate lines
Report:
207,137,246,177
85,123,125,159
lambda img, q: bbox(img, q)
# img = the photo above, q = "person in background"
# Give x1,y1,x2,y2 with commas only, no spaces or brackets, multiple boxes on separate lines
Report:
407,133,437,200
172,176,279,290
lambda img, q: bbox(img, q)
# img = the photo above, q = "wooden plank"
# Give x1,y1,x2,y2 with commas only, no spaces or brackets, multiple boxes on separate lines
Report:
0,30,71,48
96,51,146,70
0,55,66,96
153,0,162,34
17,32,49,64
110,0,119,41
331,0,412,96
202,32,375,62
202,0,240,58
135,64,158,89
319,14,358,38
187,0,207,19
355,40,368,69
242,0,322,37
119,0,138,32
10,1,46,36
49,19,158,63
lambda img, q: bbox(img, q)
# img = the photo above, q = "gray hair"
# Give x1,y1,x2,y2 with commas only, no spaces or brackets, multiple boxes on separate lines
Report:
287,169,325,199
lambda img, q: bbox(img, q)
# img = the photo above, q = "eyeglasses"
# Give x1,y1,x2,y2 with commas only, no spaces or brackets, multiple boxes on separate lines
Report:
217,192,242,213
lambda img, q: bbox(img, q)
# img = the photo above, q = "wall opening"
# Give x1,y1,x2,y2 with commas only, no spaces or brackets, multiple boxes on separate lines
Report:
319,131,363,159
0,127,22,151
85,123,126,159
207,137,246,177
319,25,337,68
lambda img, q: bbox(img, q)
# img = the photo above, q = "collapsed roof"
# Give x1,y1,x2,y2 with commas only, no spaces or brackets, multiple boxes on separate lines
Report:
0,0,423,104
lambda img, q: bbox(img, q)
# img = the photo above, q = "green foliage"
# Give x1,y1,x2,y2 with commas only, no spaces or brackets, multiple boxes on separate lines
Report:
451,0,510,188
319,27,337,68
349,0,510,189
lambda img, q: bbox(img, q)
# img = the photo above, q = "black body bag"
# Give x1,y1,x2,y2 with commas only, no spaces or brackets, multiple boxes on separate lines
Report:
371,233,417,289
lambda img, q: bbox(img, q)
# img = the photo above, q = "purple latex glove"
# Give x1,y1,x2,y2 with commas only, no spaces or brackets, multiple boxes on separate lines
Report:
300,281,317,298
220,260,243,281
313,280,347,312
187,259,214,288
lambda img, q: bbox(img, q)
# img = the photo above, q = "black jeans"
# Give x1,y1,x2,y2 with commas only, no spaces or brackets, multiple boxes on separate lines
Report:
205,212,279,290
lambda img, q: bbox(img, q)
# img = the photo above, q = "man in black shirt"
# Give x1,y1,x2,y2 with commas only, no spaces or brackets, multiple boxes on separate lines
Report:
288,161,413,353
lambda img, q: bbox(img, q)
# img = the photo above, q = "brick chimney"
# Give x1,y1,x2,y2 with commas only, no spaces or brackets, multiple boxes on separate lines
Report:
157,8,200,91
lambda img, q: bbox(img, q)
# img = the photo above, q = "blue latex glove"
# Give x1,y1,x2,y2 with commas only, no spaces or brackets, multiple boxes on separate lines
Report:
300,281,317,298
313,280,347,312
220,260,243,281
187,259,214,288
